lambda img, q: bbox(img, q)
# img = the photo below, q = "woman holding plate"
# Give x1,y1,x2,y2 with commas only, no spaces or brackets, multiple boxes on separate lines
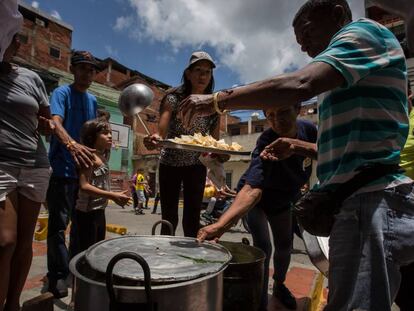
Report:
144,51,220,237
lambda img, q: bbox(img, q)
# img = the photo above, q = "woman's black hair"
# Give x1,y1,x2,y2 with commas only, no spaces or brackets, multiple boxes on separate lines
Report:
179,61,215,96
80,118,111,149
160,60,215,114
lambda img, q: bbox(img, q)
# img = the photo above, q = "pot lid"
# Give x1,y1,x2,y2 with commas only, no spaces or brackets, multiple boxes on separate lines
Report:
85,235,232,283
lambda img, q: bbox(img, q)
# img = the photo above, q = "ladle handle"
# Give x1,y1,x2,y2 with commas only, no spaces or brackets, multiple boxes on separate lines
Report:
151,220,175,236
136,114,151,136
106,252,153,311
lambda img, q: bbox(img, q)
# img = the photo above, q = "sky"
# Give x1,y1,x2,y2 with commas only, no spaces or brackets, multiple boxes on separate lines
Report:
27,0,365,120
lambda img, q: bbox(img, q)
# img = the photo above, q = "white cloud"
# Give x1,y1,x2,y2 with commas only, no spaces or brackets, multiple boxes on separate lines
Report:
31,1,39,9
156,54,176,63
113,15,134,31
105,45,119,57
50,10,62,20
118,0,365,84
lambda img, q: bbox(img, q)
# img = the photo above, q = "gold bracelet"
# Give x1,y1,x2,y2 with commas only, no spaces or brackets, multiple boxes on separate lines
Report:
65,140,77,149
213,92,227,115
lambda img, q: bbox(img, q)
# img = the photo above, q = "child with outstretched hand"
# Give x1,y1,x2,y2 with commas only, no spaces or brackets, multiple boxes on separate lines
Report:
74,118,131,254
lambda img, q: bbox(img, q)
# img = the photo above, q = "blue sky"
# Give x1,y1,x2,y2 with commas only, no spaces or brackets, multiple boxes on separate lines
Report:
27,0,364,120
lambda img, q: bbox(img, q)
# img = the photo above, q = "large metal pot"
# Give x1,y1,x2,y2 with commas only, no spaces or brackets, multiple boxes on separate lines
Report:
219,240,265,311
70,236,231,311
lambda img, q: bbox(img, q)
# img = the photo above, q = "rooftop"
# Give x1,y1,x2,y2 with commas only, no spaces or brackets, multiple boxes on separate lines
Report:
19,1,73,31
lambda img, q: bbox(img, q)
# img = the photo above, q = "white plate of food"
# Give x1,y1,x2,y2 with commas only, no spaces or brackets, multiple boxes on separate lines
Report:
158,133,251,156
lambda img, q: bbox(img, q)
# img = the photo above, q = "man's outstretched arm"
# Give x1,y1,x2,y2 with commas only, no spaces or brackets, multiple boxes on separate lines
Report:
181,61,344,123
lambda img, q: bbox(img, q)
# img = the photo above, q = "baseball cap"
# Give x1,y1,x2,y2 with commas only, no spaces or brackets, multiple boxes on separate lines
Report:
71,50,99,68
187,51,216,69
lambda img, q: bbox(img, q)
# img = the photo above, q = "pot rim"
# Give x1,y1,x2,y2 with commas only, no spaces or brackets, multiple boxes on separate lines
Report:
70,252,228,291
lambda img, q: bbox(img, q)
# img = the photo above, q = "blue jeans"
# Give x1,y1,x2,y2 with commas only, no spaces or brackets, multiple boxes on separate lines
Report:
326,183,414,311
46,177,79,281
247,206,293,309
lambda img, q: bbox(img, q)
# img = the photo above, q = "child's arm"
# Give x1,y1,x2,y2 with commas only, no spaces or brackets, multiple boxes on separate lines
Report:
79,167,131,207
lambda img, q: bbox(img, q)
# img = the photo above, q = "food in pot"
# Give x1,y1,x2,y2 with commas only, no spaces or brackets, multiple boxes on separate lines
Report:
170,133,243,151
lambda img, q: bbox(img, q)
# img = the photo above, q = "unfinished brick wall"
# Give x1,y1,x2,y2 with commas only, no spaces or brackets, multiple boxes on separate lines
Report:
17,14,72,72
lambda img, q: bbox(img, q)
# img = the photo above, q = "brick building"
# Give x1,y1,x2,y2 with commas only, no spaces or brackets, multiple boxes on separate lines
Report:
14,2,172,192
17,2,72,73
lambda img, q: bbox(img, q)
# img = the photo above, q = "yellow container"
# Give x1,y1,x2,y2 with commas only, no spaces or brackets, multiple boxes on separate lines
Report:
106,224,127,235
34,212,49,241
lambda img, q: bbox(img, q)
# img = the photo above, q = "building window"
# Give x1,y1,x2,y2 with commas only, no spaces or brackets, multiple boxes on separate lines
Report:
49,47,60,59
230,127,240,136
18,33,28,44
35,18,46,27
254,125,264,133
225,172,232,189
121,149,129,171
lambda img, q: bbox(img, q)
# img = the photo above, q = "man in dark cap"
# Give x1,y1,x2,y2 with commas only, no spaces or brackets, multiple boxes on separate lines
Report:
46,50,99,297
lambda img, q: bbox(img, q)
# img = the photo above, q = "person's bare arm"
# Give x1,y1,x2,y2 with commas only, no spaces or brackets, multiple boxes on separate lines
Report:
211,116,220,140
158,106,172,138
37,106,55,136
197,184,262,241
181,62,344,124
52,115,95,168
79,166,131,207
261,138,318,161
143,101,172,149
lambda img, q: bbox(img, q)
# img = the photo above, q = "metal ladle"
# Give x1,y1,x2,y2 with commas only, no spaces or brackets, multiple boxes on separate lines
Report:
118,83,154,135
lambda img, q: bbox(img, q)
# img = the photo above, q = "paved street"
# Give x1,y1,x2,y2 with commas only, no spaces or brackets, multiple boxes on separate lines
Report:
22,200,323,310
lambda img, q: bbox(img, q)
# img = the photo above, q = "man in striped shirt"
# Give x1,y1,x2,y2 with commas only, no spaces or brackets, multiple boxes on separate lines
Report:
189,0,414,310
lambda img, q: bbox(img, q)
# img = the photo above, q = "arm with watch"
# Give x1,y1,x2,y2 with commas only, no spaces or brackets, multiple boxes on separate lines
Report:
51,115,95,168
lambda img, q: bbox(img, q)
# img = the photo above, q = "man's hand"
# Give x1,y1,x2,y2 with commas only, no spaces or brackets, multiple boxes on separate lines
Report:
179,94,216,129
66,142,95,168
261,137,295,161
111,190,132,207
196,223,226,243
37,116,55,136
143,134,162,150
218,186,237,198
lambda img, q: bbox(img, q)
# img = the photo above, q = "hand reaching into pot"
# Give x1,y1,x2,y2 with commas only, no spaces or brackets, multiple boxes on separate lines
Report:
197,184,262,243
197,223,225,243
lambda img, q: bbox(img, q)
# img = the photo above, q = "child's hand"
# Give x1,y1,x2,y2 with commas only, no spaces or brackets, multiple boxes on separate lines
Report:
112,190,131,208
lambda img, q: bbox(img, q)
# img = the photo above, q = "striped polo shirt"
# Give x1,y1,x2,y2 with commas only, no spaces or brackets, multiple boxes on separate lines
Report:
312,18,411,194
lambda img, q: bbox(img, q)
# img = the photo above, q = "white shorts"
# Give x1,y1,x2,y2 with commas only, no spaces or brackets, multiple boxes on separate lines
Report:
136,190,146,202
0,164,51,203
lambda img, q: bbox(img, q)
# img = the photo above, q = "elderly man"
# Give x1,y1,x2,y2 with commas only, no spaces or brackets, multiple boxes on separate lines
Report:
188,0,414,310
